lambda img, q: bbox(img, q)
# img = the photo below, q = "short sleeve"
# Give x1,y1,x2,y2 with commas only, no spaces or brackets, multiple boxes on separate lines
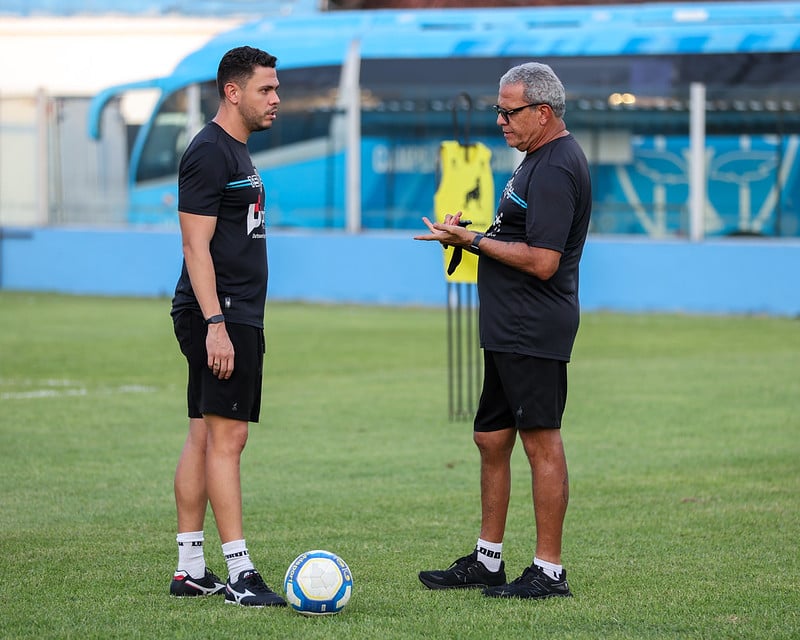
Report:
178,140,230,216
526,165,576,253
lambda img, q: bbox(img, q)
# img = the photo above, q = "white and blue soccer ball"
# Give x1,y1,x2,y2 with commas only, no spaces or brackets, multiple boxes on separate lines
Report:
283,550,353,616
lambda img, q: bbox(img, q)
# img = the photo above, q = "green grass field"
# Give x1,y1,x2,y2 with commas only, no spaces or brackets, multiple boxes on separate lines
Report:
0,291,798,639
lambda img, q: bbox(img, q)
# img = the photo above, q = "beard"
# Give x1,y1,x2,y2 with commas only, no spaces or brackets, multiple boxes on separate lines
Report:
242,105,274,133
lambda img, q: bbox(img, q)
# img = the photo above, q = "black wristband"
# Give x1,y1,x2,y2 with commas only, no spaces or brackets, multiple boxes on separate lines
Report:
471,233,485,251
205,314,225,325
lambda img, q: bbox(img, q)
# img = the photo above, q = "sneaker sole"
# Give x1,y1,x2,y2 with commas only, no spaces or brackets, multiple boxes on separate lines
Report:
418,575,500,590
483,588,573,599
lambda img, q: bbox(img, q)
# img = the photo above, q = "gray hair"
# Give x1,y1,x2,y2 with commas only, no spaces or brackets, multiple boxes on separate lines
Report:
499,62,566,118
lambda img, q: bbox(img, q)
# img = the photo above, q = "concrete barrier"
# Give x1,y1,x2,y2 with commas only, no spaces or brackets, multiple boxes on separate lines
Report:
1,226,798,316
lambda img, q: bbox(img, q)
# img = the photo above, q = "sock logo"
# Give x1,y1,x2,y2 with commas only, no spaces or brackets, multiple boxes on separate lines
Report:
477,546,502,559
225,550,250,560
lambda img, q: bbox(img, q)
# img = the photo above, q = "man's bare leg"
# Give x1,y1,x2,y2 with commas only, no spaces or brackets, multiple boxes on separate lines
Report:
175,417,210,533
204,414,248,544
519,428,569,565
474,428,517,543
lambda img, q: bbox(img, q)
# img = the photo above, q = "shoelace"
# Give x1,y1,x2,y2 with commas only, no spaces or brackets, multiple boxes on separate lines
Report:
509,565,543,585
449,554,477,570
242,571,269,591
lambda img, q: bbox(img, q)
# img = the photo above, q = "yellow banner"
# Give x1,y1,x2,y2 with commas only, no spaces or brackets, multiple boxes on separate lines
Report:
433,141,494,283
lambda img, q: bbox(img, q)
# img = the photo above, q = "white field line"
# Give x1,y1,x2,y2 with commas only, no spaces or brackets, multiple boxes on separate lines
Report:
0,379,156,401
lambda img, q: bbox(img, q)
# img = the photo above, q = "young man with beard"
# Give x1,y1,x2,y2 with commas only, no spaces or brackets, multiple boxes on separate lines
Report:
169,46,285,608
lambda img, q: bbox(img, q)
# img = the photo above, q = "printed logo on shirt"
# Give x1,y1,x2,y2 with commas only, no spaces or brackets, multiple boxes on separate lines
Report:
486,211,503,237
226,172,262,191
247,191,266,238
502,174,528,211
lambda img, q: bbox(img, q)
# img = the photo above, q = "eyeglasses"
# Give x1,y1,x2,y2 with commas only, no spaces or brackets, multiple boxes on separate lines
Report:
491,102,548,124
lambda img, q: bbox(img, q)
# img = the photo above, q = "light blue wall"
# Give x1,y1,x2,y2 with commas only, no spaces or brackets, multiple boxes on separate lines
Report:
579,237,800,316
1,227,798,316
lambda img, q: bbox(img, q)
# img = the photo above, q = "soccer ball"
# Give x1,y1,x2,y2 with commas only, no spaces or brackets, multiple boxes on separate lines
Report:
283,550,353,616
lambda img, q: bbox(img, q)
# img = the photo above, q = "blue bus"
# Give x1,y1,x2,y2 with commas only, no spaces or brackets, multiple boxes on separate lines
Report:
88,1,800,237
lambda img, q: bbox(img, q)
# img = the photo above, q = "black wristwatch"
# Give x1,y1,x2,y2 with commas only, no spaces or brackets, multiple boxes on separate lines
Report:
471,233,485,251
205,314,225,325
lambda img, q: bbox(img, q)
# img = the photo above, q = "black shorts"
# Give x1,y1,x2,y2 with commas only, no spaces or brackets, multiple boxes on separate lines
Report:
173,311,265,422
474,350,567,432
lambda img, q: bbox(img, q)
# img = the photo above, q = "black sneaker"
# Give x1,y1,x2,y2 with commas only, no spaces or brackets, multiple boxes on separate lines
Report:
483,563,573,599
418,551,506,590
225,570,287,607
170,568,226,597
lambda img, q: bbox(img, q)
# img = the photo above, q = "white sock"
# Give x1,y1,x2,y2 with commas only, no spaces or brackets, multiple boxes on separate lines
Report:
534,556,563,581
476,538,503,573
222,539,255,581
176,531,205,578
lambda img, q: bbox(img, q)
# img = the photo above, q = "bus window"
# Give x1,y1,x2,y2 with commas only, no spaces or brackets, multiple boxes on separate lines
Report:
135,82,217,183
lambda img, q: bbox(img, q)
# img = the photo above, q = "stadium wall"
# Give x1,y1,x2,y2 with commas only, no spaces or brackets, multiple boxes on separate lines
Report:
1,227,798,316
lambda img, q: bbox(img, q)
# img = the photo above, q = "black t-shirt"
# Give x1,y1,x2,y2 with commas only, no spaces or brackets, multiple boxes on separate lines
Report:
477,134,592,361
171,122,268,328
